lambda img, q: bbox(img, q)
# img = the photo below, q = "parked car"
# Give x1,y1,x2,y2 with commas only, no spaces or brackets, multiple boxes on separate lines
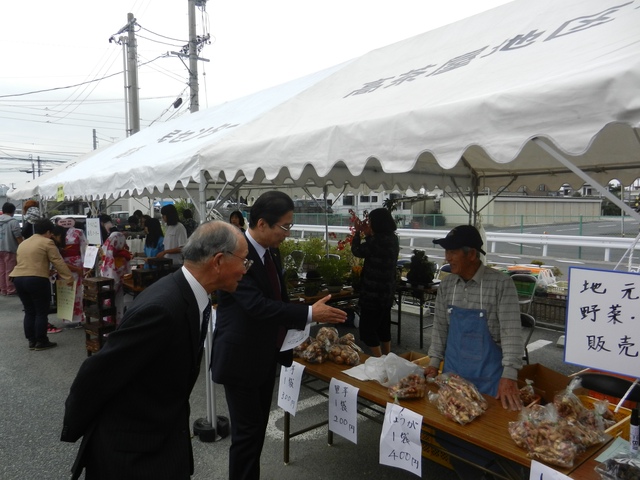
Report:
110,211,130,231
293,199,333,213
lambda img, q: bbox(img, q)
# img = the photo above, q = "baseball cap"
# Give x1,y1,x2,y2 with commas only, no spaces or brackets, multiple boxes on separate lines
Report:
433,225,486,255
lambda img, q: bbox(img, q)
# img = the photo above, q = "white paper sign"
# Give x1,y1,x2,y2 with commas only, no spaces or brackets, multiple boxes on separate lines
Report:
379,403,422,477
85,218,102,246
565,267,640,377
56,279,77,321
277,361,305,415
83,245,100,269
530,460,571,480
328,378,359,444
280,322,311,352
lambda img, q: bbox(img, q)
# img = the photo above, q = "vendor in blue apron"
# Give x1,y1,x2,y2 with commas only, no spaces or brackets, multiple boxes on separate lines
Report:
425,225,523,411
426,225,526,479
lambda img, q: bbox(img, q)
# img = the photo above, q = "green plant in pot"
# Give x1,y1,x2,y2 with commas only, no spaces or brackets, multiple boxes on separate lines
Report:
406,249,436,287
299,237,325,271
316,256,350,293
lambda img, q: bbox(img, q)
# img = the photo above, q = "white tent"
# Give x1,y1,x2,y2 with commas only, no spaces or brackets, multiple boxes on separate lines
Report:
10,0,640,220
196,0,640,199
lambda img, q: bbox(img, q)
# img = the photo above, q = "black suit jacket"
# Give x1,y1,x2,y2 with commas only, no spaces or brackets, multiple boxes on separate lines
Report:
211,235,308,386
61,269,203,480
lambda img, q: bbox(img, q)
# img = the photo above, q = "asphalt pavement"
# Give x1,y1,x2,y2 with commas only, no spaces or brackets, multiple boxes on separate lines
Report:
0,292,582,480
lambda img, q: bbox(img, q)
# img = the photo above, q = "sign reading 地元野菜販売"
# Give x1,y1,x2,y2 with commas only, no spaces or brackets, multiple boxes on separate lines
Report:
565,267,640,377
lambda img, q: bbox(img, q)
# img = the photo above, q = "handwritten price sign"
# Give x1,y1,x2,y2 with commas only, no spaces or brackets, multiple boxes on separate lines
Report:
379,402,422,476
329,378,359,444
277,362,305,415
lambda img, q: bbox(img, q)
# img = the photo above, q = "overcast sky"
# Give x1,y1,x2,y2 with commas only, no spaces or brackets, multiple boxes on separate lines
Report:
0,0,512,189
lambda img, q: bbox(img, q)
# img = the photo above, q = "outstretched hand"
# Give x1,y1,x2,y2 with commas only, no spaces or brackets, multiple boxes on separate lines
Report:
311,295,347,324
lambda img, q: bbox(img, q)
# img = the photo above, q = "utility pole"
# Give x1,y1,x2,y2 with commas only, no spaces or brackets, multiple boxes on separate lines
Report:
188,0,199,113
127,13,141,134
93,129,98,150
120,35,130,137
169,2,208,114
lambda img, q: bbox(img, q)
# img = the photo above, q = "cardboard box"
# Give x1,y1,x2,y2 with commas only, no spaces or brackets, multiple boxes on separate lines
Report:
400,351,427,362
517,363,570,404
399,351,432,368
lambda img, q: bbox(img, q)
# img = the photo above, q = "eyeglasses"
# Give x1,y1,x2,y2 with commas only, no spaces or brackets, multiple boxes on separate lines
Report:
275,223,294,232
225,251,254,271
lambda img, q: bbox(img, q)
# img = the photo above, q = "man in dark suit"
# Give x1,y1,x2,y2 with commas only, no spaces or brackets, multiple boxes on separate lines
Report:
61,221,248,480
211,191,347,480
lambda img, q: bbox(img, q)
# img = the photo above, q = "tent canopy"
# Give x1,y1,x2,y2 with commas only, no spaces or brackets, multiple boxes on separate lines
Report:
9,0,640,204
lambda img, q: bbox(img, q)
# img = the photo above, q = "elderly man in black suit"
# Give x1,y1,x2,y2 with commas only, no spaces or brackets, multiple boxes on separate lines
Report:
61,220,248,480
211,191,347,480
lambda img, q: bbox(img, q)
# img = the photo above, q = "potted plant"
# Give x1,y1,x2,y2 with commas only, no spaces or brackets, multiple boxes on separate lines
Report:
316,255,351,293
299,237,325,272
406,249,436,288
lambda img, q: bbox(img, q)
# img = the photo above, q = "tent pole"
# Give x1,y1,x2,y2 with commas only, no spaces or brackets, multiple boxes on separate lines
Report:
533,138,640,223
323,185,329,256
199,170,207,225
193,170,229,441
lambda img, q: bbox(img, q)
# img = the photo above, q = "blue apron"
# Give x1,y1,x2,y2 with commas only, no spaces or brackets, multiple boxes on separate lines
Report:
442,283,503,396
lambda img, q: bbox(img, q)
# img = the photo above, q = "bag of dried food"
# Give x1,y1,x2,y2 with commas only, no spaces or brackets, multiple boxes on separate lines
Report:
519,379,538,406
301,340,329,364
508,404,579,468
595,453,640,480
327,344,360,366
428,372,488,425
315,326,339,344
388,373,427,400
554,377,607,445
293,336,313,358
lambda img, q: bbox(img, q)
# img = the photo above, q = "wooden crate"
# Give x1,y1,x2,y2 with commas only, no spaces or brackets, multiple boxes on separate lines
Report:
578,394,631,440
132,269,160,288
82,277,114,302
421,426,453,469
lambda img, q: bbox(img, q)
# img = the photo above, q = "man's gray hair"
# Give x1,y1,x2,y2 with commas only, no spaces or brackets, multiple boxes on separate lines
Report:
182,221,239,263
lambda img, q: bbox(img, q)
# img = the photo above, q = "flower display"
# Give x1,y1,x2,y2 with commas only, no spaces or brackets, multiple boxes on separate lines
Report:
337,209,369,251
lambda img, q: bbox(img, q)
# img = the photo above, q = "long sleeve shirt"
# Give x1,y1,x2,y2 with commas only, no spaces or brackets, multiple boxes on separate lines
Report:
10,234,73,282
427,263,523,381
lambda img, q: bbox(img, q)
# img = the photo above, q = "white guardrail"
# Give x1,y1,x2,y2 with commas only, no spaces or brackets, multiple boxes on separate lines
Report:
290,225,640,263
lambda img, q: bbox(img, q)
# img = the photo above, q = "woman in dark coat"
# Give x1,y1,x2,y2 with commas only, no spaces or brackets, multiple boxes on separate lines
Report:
350,208,400,357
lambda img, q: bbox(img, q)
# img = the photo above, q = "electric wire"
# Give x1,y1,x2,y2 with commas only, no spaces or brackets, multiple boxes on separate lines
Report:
136,33,185,48
137,25,188,43
0,55,168,99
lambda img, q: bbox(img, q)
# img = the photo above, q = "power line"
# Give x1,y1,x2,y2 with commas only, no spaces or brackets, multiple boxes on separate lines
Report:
0,55,167,99
137,25,188,43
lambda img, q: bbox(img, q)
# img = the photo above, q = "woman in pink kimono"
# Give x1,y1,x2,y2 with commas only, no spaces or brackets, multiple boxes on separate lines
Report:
52,224,87,327
99,231,132,323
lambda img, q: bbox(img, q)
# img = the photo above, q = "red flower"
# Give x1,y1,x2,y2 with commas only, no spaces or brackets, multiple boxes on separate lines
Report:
335,209,369,250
